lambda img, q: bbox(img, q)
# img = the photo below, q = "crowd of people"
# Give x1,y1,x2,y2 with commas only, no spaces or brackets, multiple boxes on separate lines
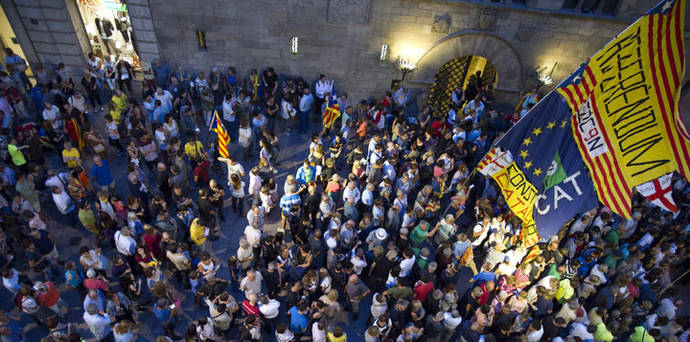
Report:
0,48,689,342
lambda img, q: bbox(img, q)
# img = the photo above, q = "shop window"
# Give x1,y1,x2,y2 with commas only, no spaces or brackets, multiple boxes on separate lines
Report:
76,0,141,70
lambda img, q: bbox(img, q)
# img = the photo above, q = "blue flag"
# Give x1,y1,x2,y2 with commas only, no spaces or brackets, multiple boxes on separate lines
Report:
491,92,599,239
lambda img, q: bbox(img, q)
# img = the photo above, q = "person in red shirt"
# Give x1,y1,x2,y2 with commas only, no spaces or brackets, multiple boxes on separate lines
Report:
194,159,210,185
241,293,260,317
142,224,163,260
414,274,434,302
34,281,67,317
478,280,495,306
83,268,110,292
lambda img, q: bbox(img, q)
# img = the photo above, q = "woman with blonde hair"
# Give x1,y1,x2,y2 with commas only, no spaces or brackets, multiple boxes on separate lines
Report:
113,319,136,341
318,289,342,324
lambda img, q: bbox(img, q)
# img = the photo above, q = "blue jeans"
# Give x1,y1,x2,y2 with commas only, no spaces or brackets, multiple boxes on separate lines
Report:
299,110,309,133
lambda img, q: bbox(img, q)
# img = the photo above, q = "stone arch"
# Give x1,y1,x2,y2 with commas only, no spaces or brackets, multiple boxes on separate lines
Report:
409,30,523,93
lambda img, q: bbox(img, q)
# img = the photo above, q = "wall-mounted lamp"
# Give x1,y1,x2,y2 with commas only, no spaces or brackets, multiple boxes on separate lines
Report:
536,63,558,86
397,57,416,81
196,30,207,51
380,44,388,62
291,36,299,55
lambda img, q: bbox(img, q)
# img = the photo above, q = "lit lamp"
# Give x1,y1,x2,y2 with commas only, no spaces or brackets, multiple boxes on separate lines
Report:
536,63,557,86
380,44,388,62
291,36,299,55
397,57,416,81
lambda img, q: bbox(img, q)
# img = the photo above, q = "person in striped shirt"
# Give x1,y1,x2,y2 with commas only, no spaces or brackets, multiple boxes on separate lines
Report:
280,188,302,231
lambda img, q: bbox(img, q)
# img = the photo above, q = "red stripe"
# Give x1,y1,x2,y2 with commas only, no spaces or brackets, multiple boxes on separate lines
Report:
582,76,592,95
572,83,586,103
560,87,580,110
665,6,680,88
589,96,632,214
649,15,690,178
585,67,598,88
669,1,690,143
570,115,613,212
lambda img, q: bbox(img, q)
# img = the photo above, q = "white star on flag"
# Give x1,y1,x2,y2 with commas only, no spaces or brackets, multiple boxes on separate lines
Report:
662,1,673,12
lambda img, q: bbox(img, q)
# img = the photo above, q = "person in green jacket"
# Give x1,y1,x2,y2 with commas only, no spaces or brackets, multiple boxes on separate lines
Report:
629,325,656,342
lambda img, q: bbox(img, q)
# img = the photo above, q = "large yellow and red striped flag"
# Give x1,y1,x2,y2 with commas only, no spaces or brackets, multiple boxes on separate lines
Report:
557,0,689,219
209,110,230,158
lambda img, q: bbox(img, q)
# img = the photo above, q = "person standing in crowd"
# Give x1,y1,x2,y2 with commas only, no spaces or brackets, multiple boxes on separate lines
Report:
0,59,688,342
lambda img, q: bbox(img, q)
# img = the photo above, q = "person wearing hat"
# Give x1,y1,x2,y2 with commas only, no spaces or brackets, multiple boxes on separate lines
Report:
366,227,388,250
84,268,109,292
83,303,111,341
34,280,68,317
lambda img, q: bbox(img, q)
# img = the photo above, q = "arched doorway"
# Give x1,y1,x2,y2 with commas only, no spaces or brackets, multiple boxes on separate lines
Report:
427,55,497,117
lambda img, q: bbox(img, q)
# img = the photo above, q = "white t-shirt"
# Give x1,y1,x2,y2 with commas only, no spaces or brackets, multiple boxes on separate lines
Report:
399,256,416,277
106,121,120,140
88,57,102,76
43,106,61,130
52,191,71,214
312,322,327,342
222,99,236,122
115,231,136,256
238,127,252,147
258,299,280,319
350,257,367,275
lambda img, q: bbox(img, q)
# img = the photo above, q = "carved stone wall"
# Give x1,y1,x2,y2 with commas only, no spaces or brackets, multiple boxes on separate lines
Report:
327,0,372,24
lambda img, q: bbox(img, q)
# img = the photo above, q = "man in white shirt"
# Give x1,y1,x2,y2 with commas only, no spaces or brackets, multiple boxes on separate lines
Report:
244,225,262,250
114,227,136,256
239,269,263,299
42,102,62,130
315,74,332,100
442,310,462,336
258,295,280,332
299,88,314,133
51,186,72,215
342,182,361,204
526,320,544,342
83,304,111,341
398,249,416,278
154,87,173,113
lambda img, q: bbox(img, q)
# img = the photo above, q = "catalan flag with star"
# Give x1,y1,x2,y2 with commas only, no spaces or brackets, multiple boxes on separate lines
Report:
478,93,599,246
557,0,689,219
209,110,230,158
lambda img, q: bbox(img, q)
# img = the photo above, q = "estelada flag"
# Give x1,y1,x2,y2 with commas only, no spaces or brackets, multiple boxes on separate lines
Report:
209,110,230,158
323,87,341,129
478,93,599,246
558,0,690,219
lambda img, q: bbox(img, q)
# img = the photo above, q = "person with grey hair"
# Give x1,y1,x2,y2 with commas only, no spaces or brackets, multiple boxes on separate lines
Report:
83,303,111,341
239,269,263,299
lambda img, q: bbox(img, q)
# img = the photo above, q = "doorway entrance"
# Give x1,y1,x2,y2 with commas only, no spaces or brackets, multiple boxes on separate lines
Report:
426,55,497,118
0,5,32,79
75,0,141,70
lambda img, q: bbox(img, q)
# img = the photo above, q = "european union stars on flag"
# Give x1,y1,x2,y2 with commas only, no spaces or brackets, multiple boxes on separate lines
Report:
493,92,599,240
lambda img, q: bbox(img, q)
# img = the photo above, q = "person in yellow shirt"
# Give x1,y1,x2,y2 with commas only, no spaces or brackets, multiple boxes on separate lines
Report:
190,217,209,250
109,89,128,123
327,326,347,342
61,141,81,169
184,134,205,165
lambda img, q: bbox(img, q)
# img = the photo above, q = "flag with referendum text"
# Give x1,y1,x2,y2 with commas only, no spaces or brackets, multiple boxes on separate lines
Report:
478,94,599,246
557,0,689,219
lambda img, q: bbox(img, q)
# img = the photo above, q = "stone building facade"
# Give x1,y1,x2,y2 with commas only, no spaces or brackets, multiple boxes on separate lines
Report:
2,0,686,104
